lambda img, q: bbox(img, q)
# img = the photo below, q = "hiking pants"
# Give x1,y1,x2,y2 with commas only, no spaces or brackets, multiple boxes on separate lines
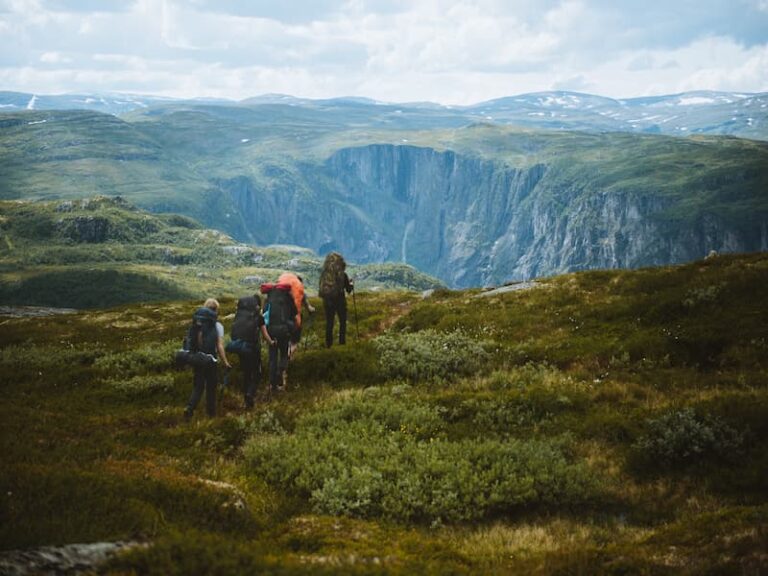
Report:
268,329,291,390
323,295,347,347
239,347,261,407
188,363,218,417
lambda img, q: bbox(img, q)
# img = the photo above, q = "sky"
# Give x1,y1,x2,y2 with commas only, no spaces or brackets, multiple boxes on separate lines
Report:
1,0,767,105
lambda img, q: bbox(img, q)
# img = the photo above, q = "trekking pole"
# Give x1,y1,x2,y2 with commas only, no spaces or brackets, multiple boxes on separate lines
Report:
352,287,360,341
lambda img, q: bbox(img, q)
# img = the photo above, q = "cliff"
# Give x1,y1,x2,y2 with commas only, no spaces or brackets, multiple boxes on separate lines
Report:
224,142,768,287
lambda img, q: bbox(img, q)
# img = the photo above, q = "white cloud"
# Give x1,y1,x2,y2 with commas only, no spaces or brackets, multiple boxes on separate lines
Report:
39,50,69,63
0,0,767,103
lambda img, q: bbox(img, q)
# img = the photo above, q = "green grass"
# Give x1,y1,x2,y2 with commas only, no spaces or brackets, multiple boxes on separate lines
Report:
0,197,444,308
1,253,766,573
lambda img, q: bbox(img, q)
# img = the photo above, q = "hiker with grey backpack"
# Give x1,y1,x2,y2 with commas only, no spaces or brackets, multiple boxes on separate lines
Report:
226,294,274,409
261,281,298,392
319,252,354,347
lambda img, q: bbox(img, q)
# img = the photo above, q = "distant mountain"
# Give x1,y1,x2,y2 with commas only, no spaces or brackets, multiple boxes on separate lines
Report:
464,90,768,140
2,104,766,288
1,89,765,140
0,91,233,116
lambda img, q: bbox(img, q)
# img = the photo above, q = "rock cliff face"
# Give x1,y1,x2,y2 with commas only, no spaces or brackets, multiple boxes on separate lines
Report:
226,144,767,288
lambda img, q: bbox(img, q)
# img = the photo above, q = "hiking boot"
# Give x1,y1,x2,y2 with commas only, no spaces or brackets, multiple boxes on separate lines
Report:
245,397,254,410
183,408,193,421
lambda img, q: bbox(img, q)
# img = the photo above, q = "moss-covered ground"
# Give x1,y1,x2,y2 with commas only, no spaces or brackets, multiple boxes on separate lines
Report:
1,252,767,574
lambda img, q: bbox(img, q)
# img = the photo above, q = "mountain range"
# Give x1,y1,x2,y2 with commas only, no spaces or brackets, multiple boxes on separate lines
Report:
1,89,767,288
2,89,766,140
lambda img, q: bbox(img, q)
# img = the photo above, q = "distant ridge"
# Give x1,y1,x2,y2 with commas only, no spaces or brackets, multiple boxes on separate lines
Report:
2,89,765,140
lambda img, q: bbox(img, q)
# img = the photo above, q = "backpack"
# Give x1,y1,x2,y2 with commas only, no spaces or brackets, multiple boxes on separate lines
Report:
184,307,219,356
319,252,346,298
231,296,260,343
260,283,294,336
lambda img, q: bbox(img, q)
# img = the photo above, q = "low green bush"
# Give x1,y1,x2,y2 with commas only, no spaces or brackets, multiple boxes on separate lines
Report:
374,329,490,383
94,340,178,377
244,389,597,524
0,342,103,372
633,408,747,469
103,373,175,397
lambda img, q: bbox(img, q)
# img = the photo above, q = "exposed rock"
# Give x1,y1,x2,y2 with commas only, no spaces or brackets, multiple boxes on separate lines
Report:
221,245,251,255
241,275,264,285
56,216,110,243
475,281,540,297
0,541,145,576
0,306,78,317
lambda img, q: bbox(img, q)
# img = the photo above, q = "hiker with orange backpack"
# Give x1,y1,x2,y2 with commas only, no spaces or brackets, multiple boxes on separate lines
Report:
277,272,315,358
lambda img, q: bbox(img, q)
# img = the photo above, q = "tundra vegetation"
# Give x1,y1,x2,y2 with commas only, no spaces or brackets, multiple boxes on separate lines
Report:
1,245,766,574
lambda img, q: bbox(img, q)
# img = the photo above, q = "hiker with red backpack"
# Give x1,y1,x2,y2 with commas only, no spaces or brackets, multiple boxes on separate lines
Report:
261,281,298,392
183,298,231,420
319,252,354,347
227,294,274,409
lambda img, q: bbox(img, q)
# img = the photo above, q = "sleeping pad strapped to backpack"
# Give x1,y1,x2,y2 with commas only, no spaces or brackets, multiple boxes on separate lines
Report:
175,306,218,368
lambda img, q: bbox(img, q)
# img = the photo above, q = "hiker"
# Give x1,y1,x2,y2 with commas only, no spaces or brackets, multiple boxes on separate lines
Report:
277,272,315,358
318,252,354,347
184,298,231,419
228,294,274,409
262,281,298,392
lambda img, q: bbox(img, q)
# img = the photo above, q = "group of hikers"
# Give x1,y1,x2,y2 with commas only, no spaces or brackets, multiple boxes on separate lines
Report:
182,252,354,419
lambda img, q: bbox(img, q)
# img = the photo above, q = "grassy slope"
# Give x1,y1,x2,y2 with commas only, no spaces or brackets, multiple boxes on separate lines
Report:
0,197,444,308
1,253,766,574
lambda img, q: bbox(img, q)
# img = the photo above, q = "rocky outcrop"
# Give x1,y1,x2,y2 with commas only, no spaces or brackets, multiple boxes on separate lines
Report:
225,144,767,288
0,541,144,576
56,215,111,243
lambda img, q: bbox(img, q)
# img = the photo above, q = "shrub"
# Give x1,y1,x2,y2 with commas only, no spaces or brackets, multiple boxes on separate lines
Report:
94,340,178,377
374,329,490,383
633,408,747,469
244,389,597,524
0,342,104,372
103,373,175,397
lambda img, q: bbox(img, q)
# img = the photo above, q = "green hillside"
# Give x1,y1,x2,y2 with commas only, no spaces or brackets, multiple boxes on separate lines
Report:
0,196,443,309
1,253,766,573
4,106,766,231
3,106,766,288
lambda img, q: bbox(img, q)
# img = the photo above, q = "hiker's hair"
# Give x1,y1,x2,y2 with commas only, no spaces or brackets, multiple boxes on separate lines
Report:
204,298,220,311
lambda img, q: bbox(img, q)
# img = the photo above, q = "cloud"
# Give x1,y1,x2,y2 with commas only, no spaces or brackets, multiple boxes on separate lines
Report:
0,0,767,103
39,50,70,63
